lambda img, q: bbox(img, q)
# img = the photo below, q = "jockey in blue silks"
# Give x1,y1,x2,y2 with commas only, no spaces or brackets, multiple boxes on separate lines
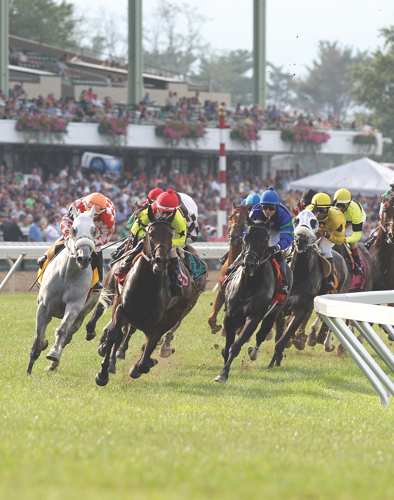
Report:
223,187,293,294
241,192,261,207
248,187,294,294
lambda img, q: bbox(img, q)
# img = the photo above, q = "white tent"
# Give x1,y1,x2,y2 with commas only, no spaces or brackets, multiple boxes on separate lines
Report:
286,157,394,197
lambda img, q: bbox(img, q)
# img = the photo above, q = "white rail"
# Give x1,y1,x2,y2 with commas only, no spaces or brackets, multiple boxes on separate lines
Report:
314,291,394,407
0,241,229,293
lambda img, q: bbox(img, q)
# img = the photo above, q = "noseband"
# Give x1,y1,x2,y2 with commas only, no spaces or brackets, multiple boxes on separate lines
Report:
142,220,172,266
243,225,270,268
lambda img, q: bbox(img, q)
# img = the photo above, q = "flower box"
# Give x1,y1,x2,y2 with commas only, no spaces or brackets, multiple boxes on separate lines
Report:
155,121,207,147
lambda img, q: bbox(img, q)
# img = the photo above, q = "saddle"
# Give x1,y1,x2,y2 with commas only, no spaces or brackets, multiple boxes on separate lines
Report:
115,252,143,286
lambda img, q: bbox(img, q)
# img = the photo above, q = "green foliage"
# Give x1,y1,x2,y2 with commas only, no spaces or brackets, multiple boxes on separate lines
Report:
1,293,394,499
267,62,299,109
230,123,260,148
296,41,366,120
155,121,206,148
352,133,378,145
9,0,79,49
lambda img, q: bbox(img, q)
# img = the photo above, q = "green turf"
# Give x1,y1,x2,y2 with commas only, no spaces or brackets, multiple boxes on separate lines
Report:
1,292,394,500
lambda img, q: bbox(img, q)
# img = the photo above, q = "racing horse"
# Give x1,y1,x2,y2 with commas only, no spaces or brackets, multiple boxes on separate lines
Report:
95,206,193,386
27,205,100,374
370,195,394,294
208,201,249,335
214,219,293,383
265,210,349,368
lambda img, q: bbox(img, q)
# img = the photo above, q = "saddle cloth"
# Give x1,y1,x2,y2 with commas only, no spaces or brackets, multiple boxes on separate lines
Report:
349,255,366,291
270,259,286,307
37,240,99,291
186,253,207,280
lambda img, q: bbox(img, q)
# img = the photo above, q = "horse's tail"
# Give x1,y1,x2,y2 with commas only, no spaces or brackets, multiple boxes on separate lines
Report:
98,287,115,311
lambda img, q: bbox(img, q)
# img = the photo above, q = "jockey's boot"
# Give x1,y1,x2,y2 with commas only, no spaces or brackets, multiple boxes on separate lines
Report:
92,251,103,291
277,258,289,295
219,250,229,265
109,241,127,267
352,253,364,276
37,255,47,268
324,257,335,291
170,257,183,296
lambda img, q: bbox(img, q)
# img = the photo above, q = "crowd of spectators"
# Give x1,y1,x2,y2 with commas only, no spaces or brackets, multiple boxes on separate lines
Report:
0,159,383,245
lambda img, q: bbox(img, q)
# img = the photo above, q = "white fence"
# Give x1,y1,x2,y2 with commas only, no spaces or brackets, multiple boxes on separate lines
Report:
314,291,394,407
0,241,229,294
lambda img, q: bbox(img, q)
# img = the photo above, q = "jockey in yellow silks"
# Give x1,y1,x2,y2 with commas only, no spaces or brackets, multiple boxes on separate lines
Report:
307,192,346,291
332,188,366,276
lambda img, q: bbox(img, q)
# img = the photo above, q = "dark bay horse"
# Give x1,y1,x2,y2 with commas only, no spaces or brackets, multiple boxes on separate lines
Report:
95,207,193,386
215,219,293,383
267,210,349,368
370,196,394,293
208,201,249,335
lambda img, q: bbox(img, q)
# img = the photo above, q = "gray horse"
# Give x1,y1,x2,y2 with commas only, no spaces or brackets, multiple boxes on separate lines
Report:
27,205,101,374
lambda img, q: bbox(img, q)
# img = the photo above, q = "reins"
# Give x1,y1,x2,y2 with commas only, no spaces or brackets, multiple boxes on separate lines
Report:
142,220,172,266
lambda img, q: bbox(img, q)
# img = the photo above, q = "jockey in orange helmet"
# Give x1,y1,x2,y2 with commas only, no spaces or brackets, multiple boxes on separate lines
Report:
37,193,116,290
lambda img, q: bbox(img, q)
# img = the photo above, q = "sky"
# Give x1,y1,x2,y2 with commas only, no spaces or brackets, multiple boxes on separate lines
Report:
73,0,394,75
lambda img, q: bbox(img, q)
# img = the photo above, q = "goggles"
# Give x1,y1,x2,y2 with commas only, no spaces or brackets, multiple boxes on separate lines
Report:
85,201,105,214
336,203,348,209
315,207,329,214
262,204,277,211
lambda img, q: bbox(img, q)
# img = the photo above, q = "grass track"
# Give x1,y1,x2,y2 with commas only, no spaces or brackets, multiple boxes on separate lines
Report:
1,292,394,500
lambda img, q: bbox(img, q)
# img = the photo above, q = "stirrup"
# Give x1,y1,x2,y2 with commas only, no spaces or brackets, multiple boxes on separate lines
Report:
92,280,103,291
353,263,363,276
278,283,289,295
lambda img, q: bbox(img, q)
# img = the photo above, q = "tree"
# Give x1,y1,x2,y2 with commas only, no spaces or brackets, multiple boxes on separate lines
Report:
351,26,394,142
296,41,365,120
266,62,299,109
9,0,79,49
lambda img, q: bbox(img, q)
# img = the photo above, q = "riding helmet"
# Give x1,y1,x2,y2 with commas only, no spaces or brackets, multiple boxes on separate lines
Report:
156,189,179,212
301,188,317,206
246,193,261,206
260,186,280,206
333,188,351,205
311,193,331,218
147,188,164,203
84,192,106,214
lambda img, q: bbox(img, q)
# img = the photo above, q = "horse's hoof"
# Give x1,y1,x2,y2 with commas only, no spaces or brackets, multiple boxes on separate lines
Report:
115,350,125,360
265,332,273,342
211,324,222,335
86,331,96,341
108,364,116,375
214,374,227,383
157,338,164,346
307,334,317,347
276,358,282,367
46,350,59,362
98,343,107,357
129,364,142,379
248,346,259,361
325,345,335,352
149,358,158,367
159,344,172,358
95,373,109,386
357,335,364,344
220,327,226,337
41,339,49,351
45,364,57,372
285,339,293,349
293,339,305,351
337,344,346,357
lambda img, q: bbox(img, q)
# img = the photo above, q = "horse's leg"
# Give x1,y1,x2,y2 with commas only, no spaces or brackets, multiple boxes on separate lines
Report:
159,322,178,358
27,302,52,374
293,311,313,350
86,271,115,341
208,288,225,335
324,328,335,352
215,315,261,383
98,319,113,357
96,304,126,386
274,313,293,348
269,309,309,368
129,331,163,378
249,313,277,361
307,314,323,346
85,300,106,341
46,303,81,363
115,325,137,359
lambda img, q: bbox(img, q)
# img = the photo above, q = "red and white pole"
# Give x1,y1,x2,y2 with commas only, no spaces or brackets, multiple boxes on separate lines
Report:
218,105,227,238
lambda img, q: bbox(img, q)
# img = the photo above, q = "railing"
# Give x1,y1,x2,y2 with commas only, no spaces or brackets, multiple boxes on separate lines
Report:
0,241,229,294
314,291,394,407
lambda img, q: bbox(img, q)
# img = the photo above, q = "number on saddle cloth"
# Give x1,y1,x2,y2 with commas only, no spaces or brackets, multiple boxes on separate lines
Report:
185,254,207,280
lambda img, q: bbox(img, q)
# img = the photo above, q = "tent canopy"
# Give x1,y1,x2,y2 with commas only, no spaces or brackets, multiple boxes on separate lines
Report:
286,157,394,197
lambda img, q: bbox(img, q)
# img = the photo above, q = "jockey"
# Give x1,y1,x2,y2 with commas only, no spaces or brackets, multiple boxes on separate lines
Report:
241,192,261,208
332,188,366,276
293,188,317,216
307,193,346,291
120,189,187,296
223,187,293,295
379,177,394,216
37,192,116,291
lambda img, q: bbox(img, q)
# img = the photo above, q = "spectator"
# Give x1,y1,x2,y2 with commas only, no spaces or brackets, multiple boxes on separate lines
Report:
29,215,43,242
3,215,24,241
55,57,70,77
44,215,62,242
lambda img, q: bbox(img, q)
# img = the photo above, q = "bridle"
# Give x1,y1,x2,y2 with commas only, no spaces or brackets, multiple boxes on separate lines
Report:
380,201,394,245
141,219,172,266
243,225,271,269
228,207,248,245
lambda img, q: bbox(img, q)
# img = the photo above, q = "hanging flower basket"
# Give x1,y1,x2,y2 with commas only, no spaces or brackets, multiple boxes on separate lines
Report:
15,114,68,144
230,123,261,148
98,117,128,147
155,121,207,148
280,125,330,152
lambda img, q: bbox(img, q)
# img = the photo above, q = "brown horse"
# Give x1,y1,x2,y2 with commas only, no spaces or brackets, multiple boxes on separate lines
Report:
95,207,194,386
208,201,249,334
370,196,394,294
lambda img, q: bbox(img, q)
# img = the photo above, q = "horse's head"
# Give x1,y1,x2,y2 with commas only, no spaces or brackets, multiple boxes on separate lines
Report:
68,205,98,269
293,209,318,253
242,217,270,276
228,201,249,246
144,204,174,274
380,196,394,244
